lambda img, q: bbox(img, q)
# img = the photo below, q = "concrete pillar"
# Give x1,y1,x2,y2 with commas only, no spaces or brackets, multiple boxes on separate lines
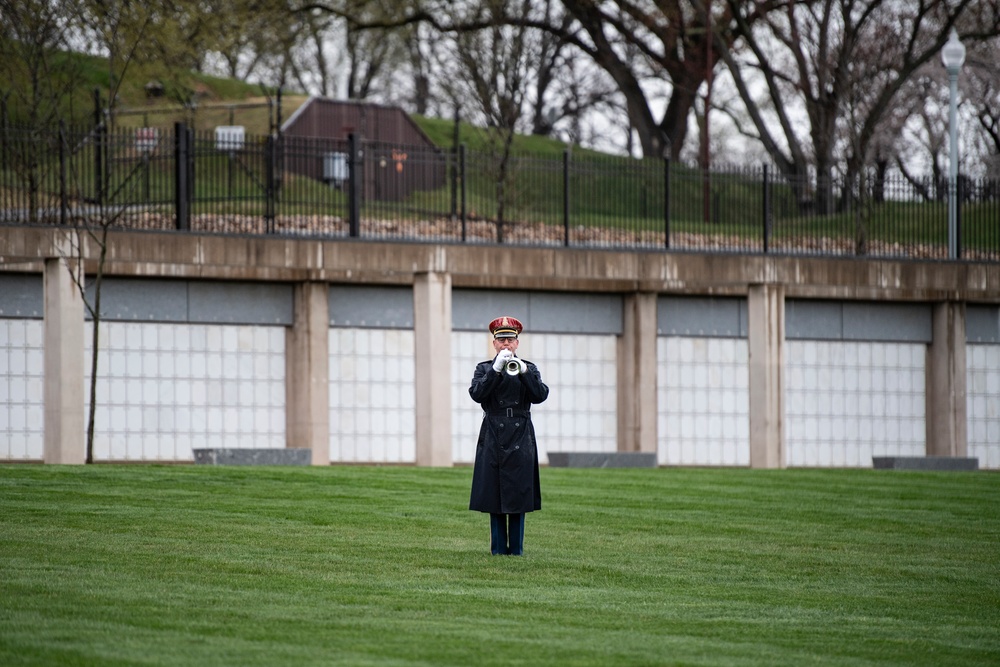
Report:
44,257,85,464
926,301,967,457
747,284,785,469
286,282,330,466
617,292,658,454
413,272,452,466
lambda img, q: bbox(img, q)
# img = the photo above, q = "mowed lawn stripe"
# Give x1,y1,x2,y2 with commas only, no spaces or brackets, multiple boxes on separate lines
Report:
1,465,997,666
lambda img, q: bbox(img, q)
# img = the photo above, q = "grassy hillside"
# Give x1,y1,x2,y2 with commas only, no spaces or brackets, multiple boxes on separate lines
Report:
4,44,285,128
7,46,599,155
411,113,603,157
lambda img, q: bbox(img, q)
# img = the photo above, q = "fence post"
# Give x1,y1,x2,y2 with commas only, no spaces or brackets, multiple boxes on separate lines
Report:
460,143,467,242
451,109,460,221
143,137,151,204
1,92,8,172
265,134,276,233
186,126,195,212
348,132,361,237
956,177,963,259
59,120,68,226
273,110,284,196
563,149,570,247
93,88,104,206
174,122,190,230
276,86,283,136
664,157,672,249
762,165,771,254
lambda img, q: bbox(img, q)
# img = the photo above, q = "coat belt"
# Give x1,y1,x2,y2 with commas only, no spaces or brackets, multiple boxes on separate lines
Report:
486,409,530,418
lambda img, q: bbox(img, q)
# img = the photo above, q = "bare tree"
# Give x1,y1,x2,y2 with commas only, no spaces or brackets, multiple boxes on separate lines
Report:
19,0,153,461
403,23,433,114
70,0,157,123
0,0,85,220
437,0,534,241
963,37,1000,177
538,0,804,160
208,0,290,81
300,1,774,159
301,11,342,97
720,0,997,214
0,0,82,125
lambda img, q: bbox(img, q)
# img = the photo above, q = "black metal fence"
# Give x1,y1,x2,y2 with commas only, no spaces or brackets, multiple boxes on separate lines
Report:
1,122,997,260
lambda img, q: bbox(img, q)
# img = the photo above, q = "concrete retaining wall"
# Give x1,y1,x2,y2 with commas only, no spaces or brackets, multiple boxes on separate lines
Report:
1,226,998,468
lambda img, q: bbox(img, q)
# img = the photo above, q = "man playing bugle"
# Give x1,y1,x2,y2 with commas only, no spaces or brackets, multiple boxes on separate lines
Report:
468,316,549,555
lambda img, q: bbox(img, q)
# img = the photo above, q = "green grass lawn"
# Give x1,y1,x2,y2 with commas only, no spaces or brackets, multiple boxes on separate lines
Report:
1,465,997,666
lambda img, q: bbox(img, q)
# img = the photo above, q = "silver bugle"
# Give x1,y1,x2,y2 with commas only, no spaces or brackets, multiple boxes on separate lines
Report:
505,357,527,376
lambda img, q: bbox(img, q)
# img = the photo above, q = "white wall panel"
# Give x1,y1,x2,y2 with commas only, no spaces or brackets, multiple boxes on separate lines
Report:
657,337,750,466
0,319,45,460
530,333,617,462
329,328,415,463
8,298,994,471
967,344,1000,469
452,332,486,464
85,322,285,461
785,340,925,467
451,332,617,465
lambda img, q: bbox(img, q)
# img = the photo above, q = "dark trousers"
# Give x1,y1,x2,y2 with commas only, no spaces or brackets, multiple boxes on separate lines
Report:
490,512,525,555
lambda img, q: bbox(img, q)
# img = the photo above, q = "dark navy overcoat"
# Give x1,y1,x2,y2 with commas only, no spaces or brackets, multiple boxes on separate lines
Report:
468,356,549,514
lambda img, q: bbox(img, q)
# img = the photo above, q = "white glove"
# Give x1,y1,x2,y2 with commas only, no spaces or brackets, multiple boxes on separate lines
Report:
492,349,513,372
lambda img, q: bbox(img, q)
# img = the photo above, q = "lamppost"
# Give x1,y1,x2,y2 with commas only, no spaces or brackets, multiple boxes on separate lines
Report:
941,28,965,259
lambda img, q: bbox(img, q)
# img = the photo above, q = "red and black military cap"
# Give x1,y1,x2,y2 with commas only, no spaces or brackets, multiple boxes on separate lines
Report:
489,316,523,339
